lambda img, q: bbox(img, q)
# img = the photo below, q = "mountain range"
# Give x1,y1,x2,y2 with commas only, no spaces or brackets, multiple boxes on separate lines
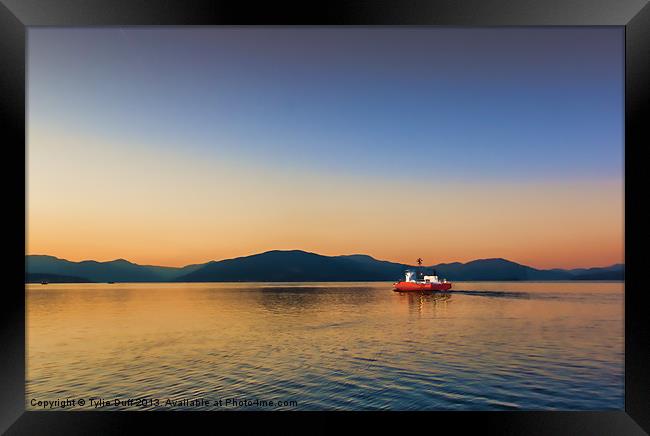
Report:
25,250,624,283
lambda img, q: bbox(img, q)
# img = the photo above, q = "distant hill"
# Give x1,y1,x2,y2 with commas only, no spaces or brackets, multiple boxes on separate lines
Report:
566,264,624,280
176,250,406,282
26,255,202,283
431,258,569,281
175,250,623,282
26,251,624,283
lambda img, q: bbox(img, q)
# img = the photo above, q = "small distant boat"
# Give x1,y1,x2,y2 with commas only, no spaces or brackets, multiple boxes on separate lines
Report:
107,281,115,284
40,281,48,285
393,258,452,292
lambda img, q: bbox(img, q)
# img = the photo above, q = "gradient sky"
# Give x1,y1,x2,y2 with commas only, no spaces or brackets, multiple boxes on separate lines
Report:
27,27,624,269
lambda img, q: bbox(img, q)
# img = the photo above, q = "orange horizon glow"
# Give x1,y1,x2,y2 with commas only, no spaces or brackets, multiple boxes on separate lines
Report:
26,133,624,271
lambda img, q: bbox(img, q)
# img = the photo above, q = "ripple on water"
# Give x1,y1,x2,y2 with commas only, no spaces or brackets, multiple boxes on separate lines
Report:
26,282,624,410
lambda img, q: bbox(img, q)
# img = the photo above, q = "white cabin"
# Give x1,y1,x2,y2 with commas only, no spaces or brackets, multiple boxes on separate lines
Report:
402,269,448,284
423,275,440,283
404,270,418,282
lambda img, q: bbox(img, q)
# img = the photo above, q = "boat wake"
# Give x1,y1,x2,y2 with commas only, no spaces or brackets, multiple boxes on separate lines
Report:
451,290,531,299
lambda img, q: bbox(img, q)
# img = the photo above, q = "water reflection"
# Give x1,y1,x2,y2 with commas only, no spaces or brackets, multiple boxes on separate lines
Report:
256,285,377,314
26,281,623,411
395,291,452,315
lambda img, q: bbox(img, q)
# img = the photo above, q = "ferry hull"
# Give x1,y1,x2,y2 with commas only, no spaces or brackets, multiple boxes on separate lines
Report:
393,281,452,292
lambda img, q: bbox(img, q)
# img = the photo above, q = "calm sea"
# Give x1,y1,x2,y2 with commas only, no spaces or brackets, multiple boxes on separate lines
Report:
26,282,623,411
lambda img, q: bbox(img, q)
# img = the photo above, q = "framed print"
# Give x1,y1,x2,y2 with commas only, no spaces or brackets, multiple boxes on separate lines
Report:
1,0,648,434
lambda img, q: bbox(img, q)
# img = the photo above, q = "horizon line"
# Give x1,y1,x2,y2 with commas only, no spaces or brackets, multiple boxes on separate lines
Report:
25,249,624,271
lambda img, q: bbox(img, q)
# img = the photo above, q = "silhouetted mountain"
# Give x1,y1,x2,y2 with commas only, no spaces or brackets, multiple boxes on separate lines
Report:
567,264,624,280
26,252,624,283
175,251,623,282
433,258,569,281
176,250,405,282
26,272,93,283
26,255,202,283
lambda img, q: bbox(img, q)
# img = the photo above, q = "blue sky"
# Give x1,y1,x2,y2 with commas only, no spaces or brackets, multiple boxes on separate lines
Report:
29,27,623,183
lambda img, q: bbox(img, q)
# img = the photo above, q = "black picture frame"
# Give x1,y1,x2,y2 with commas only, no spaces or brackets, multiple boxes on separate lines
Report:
1,1,648,434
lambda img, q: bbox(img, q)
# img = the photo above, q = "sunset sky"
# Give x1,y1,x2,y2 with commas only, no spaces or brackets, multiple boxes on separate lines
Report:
27,27,624,269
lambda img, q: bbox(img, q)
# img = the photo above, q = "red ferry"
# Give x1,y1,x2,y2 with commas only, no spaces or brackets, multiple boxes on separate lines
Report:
393,258,452,292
